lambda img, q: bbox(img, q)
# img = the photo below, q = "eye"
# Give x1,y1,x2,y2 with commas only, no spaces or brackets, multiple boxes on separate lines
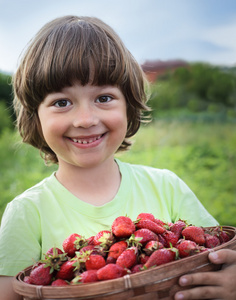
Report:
96,95,113,103
54,99,71,107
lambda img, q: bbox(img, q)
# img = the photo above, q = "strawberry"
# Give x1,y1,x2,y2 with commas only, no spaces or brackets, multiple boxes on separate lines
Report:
56,260,75,281
131,264,143,273
23,276,32,284
204,233,220,248
46,247,64,256
157,234,169,248
62,233,87,257
97,263,127,281
144,248,176,269
107,240,128,263
136,213,156,222
72,270,99,283
29,264,52,286
87,236,95,245
51,279,69,286
40,247,67,273
79,245,98,255
182,226,205,245
112,216,136,238
138,253,149,264
209,226,230,244
143,240,164,255
136,219,166,234
85,254,106,270
170,220,187,238
176,240,199,258
218,230,230,244
162,230,179,247
116,246,138,269
132,229,158,245
93,230,114,250
154,219,167,227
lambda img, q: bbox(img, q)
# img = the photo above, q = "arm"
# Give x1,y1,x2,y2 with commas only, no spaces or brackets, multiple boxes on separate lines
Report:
0,276,22,300
174,249,236,300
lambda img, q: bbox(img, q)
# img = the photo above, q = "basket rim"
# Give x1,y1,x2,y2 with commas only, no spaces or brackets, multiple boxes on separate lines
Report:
13,225,236,299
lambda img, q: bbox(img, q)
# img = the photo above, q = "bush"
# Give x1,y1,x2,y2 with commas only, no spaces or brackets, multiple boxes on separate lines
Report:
0,101,13,132
187,98,208,112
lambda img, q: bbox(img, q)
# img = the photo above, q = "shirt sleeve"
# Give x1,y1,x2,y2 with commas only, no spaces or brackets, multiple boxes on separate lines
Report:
0,197,42,276
167,170,219,227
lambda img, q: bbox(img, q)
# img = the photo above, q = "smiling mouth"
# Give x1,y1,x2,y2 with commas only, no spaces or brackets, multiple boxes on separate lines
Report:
70,134,103,145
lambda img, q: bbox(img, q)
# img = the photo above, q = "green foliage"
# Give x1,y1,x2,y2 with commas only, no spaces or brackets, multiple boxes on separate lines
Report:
0,73,12,103
150,63,236,120
0,73,14,118
0,129,56,218
0,101,13,132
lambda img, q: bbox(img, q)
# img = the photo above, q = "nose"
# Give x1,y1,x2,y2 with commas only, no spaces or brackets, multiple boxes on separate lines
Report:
72,103,99,128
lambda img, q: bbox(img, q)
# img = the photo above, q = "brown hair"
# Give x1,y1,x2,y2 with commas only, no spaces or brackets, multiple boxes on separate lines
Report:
13,15,150,164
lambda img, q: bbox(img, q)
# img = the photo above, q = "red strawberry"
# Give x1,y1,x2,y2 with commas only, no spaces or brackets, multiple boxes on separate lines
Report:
93,230,114,250
154,219,167,227
136,213,156,222
143,240,164,255
162,230,179,247
131,264,143,273
133,229,158,245
41,247,67,273
136,219,166,234
85,254,106,270
144,248,176,269
79,245,98,255
87,236,95,245
209,227,230,244
112,216,136,238
157,234,169,248
97,263,127,281
138,253,149,264
56,260,75,281
116,246,138,269
170,220,187,238
176,240,199,258
204,233,220,248
62,233,87,257
218,230,230,244
23,276,32,284
73,270,99,283
182,226,205,245
29,264,52,286
107,240,128,263
51,279,69,286
46,247,64,256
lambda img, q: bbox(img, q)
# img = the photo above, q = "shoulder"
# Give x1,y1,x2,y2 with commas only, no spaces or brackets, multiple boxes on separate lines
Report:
117,159,181,182
4,173,56,211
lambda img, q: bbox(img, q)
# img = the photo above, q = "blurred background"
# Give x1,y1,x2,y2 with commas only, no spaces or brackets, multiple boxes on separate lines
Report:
0,0,236,226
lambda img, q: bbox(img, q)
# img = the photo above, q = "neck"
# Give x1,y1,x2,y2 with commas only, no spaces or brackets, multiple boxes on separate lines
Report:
55,158,121,206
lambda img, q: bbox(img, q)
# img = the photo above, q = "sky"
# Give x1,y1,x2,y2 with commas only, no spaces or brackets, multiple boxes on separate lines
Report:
1,0,236,74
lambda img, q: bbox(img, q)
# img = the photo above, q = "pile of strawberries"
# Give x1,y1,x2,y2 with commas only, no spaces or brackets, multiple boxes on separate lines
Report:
23,213,230,286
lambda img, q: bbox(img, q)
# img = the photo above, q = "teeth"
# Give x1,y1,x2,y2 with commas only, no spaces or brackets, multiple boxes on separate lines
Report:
72,135,101,144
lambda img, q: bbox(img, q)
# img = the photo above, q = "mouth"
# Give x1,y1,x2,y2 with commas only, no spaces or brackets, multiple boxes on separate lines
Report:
70,134,104,145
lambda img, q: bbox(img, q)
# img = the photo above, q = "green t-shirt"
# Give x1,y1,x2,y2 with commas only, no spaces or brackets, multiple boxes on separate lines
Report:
0,159,218,276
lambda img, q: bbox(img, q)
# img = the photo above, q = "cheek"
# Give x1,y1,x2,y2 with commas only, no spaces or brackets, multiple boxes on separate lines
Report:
110,109,127,127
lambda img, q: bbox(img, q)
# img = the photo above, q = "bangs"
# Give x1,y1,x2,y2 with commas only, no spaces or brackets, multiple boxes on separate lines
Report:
31,17,127,98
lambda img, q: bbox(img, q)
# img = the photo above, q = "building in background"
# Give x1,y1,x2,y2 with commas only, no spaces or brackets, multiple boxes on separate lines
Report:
141,59,188,82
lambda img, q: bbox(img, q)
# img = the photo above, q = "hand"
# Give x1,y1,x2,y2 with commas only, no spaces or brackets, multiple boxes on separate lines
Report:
174,249,236,300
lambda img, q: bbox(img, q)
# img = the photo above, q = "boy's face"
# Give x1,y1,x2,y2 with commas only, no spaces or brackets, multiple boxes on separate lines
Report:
38,83,127,170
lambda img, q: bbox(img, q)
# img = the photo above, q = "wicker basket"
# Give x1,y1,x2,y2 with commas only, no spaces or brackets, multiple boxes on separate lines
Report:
13,226,236,300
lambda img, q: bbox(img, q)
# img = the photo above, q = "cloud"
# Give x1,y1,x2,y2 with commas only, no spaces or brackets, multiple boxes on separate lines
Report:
1,0,236,72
